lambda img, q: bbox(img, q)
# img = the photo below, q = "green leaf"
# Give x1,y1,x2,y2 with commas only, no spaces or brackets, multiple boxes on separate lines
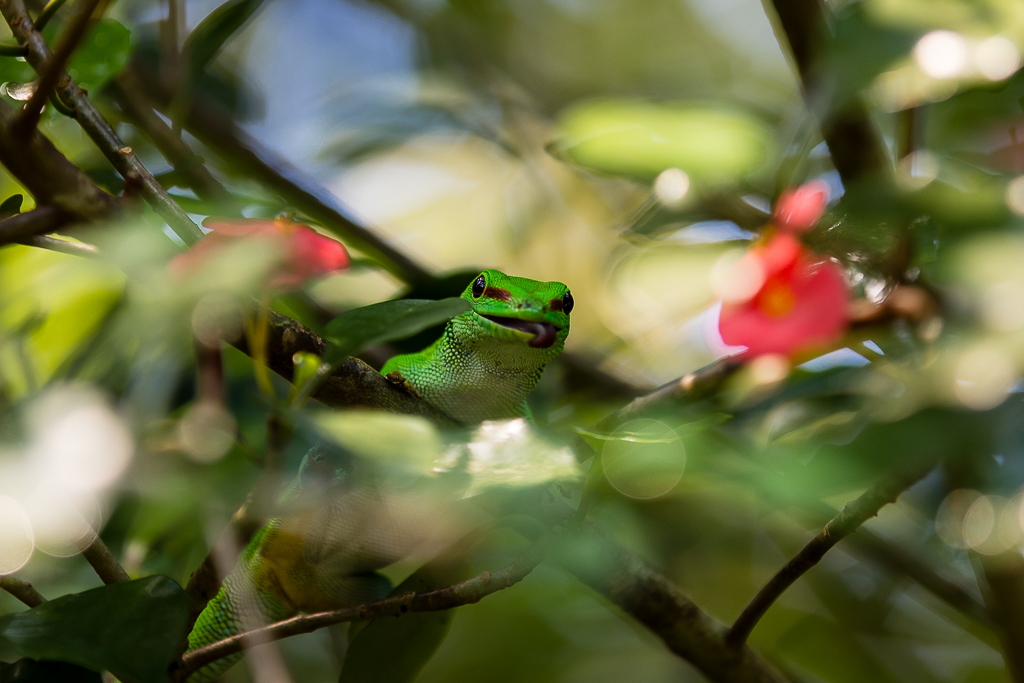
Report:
323,298,470,362
553,100,773,182
340,548,471,683
0,576,190,683
0,659,102,683
182,0,268,75
310,410,443,473
65,20,132,93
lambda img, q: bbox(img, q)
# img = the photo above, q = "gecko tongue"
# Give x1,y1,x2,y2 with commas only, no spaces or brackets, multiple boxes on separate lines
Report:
482,315,560,349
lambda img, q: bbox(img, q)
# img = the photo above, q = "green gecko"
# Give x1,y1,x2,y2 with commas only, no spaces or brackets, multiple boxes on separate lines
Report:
185,270,572,681
382,269,573,424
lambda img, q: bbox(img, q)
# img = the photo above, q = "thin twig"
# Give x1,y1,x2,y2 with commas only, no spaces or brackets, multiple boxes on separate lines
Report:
119,65,432,284
17,0,105,132
0,42,26,55
725,464,933,646
766,0,889,183
21,233,100,257
0,0,203,245
0,206,74,246
0,575,47,607
33,0,67,30
108,79,237,208
177,536,550,679
0,99,116,219
595,358,741,429
81,537,130,584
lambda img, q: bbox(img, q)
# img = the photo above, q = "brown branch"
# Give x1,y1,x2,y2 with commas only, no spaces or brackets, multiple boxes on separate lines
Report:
0,575,47,607
0,206,75,246
594,358,741,429
17,0,105,132
0,99,116,220
22,233,101,257
0,0,203,245
176,535,549,680
725,463,933,646
107,79,237,209
978,551,1024,681
119,65,432,285
81,537,130,584
559,528,787,683
765,0,889,184
236,310,456,424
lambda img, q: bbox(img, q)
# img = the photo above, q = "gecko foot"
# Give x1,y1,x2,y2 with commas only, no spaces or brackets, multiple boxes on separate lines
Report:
384,371,422,399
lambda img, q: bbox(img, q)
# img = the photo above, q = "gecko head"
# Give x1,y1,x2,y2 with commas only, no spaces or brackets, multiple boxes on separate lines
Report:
458,270,572,352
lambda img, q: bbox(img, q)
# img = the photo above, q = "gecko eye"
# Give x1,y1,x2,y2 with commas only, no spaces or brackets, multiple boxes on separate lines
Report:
562,292,574,313
472,275,486,298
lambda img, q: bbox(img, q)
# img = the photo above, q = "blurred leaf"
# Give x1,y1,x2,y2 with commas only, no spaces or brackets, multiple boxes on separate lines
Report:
182,0,268,75
0,659,102,683
460,419,580,496
310,410,442,473
341,548,472,683
553,100,773,182
0,576,190,683
323,298,470,362
777,614,896,683
65,20,132,93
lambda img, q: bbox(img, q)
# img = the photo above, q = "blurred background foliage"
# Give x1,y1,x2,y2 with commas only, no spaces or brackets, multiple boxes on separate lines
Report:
3,0,1024,680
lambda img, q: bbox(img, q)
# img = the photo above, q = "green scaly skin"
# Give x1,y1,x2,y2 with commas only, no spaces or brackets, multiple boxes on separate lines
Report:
383,270,572,424
186,271,572,681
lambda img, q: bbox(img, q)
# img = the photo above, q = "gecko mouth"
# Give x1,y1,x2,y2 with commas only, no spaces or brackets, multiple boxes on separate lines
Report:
482,315,561,349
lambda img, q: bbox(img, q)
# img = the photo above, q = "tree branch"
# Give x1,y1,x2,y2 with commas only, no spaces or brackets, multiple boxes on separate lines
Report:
21,233,101,258
175,535,549,680
0,0,203,245
978,548,1024,680
0,206,75,246
0,99,117,220
107,79,237,209
594,358,741,430
0,575,47,607
560,528,787,683
765,0,889,183
725,463,933,645
17,0,104,131
234,310,456,424
81,537,130,584
119,65,432,284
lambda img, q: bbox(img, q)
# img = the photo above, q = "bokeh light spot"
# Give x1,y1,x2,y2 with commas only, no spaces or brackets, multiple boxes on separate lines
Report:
0,495,34,575
954,343,1015,411
24,487,99,558
975,36,1021,81
178,400,237,463
654,167,690,207
914,31,969,79
936,489,982,549
602,419,685,500
1005,176,1024,215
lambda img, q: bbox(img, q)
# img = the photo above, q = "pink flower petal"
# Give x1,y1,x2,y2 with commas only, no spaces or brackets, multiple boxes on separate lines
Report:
773,180,829,233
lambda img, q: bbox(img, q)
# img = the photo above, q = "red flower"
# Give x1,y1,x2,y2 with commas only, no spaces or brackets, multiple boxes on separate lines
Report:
717,182,848,358
170,217,349,289
773,180,829,234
